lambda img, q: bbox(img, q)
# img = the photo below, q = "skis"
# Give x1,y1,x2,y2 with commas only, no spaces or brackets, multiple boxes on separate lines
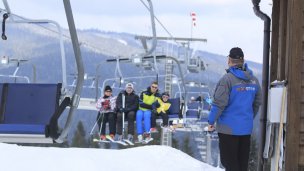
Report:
142,137,154,144
93,135,137,146
105,135,128,146
93,136,128,146
134,137,154,145
93,138,110,143
123,139,135,146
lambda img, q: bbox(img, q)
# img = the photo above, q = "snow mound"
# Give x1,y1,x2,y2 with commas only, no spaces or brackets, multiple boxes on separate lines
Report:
0,143,222,171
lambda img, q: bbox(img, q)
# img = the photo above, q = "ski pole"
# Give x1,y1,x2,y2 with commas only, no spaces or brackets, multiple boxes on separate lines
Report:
122,94,125,139
89,111,103,135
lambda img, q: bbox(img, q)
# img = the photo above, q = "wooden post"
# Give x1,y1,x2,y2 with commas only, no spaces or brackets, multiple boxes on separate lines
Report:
284,0,303,169
278,0,288,81
270,0,279,82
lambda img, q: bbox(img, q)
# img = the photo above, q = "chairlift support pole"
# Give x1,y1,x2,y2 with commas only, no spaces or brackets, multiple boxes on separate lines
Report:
115,58,124,82
2,0,11,15
145,0,157,56
57,0,84,143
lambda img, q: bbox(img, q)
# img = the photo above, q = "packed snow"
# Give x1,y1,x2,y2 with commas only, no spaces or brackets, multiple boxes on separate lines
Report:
0,143,223,171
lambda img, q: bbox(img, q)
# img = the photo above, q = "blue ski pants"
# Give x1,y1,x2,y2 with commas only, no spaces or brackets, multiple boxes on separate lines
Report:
136,109,151,134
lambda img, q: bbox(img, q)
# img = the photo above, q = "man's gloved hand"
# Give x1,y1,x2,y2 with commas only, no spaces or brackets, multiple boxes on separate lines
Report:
119,108,126,113
152,101,160,109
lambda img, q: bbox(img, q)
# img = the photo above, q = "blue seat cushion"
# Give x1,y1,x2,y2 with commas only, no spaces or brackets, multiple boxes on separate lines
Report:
0,124,46,134
168,114,179,119
186,110,199,117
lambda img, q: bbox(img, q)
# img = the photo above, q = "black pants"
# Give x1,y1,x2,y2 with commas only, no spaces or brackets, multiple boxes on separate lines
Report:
218,133,251,171
159,112,169,126
97,112,116,135
151,111,157,128
116,111,135,135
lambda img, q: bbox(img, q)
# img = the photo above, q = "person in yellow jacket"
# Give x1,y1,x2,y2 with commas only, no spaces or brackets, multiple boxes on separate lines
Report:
136,81,160,142
153,92,171,127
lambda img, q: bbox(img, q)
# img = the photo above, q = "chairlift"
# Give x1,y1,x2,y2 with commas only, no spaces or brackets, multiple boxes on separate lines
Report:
0,58,36,83
200,59,206,71
0,0,84,144
142,60,153,70
187,57,201,73
68,74,100,111
174,91,211,123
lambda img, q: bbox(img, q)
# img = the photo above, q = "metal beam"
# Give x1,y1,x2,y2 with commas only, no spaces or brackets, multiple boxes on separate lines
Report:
135,35,207,42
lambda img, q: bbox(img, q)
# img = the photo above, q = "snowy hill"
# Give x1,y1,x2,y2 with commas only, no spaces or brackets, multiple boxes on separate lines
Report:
0,143,222,171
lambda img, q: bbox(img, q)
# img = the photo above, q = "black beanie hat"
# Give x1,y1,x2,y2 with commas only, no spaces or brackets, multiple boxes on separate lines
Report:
228,47,244,60
162,92,170,97
104,85,112,92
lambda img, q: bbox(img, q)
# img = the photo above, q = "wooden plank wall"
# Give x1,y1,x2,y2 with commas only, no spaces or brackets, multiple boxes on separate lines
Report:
284,0,304,170
299,0,304,168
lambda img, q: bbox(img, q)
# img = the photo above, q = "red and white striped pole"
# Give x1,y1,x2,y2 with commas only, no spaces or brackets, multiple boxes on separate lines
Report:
190,12,196,39
190,12,196,27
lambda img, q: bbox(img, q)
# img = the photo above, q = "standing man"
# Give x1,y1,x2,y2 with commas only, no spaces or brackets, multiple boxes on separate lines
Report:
116,83,139,142
208,47,262,171
136,81,160,142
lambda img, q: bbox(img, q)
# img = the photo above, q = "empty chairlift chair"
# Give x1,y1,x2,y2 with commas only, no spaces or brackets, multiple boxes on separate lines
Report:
0,83,70,143
186,101,201,120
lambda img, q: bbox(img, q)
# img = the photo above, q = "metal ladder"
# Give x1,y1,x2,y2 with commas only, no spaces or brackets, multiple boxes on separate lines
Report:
164,58,173,95
160,128,172,146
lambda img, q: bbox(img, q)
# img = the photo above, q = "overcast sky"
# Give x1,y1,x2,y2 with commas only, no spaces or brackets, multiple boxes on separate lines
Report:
1,0,272,63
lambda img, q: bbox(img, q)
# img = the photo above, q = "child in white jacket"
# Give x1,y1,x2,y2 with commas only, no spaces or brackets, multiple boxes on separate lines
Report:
96,85,117,140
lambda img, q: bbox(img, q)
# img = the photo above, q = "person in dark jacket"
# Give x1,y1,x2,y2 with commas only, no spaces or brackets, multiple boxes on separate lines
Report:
136,81,160,142
116,83,139,142
207,47,262,171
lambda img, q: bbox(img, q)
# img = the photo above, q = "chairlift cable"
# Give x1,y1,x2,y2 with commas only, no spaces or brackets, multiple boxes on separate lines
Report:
139,0,182,47
0,8,104,56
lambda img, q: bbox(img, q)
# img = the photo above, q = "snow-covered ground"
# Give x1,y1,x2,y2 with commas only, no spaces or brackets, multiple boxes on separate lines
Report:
0,143,223,171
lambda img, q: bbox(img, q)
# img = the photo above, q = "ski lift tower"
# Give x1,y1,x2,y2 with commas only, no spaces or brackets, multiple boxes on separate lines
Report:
135,36,207,96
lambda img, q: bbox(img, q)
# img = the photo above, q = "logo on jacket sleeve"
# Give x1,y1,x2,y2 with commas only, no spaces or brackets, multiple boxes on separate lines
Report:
237,86,256,92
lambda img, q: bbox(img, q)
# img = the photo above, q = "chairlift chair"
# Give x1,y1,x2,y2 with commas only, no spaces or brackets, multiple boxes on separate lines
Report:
0,58,36,83
67,74,99,111
187,57,201,73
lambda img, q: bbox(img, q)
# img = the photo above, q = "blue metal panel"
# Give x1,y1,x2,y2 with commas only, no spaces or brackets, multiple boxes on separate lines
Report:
168,98,180,115
3,83,59,124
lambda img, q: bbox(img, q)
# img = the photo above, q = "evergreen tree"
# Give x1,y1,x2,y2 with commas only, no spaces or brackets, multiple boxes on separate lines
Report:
71,121,88,147
181,134,194,158
172,136,179,149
